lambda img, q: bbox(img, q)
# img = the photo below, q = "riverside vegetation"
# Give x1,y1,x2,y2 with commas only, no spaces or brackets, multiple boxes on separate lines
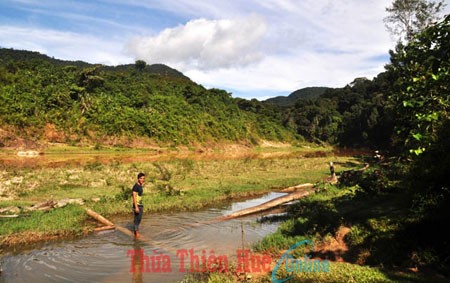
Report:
185,163,449,283
0,145,345,249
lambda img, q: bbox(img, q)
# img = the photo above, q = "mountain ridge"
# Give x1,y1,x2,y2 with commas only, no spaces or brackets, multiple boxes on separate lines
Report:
0,48,189,80
0,47,296,148
264,86,332,107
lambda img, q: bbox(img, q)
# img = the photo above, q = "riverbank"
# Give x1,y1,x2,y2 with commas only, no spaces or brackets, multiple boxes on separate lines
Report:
0,145,356,251
181,164,449,282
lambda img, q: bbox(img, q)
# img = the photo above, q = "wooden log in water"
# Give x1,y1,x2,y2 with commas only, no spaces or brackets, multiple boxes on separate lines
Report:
85,208,139,239
86,209,115,227
220,187,316,220
115,225,135,238
94,225,116,232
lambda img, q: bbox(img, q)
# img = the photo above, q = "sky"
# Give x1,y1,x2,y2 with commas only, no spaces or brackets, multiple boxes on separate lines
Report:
0,0,440,100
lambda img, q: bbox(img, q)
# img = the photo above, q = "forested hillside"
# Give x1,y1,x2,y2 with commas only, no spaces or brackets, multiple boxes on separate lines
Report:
265,81,394,148
272,75,395,148
265,86,331,107
0,48,295,147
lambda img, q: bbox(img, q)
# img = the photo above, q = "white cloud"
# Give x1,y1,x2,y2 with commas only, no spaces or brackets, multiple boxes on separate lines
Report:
125,0,395,99
126,14,267,70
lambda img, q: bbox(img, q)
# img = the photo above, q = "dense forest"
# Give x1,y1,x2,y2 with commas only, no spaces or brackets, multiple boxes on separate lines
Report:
0,46,418,152
265,86,331,107
0,48,295,147
0,47,402,151
264,75,396,149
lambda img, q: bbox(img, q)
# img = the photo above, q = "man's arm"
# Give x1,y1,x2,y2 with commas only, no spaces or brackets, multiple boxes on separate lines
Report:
132,191,139,213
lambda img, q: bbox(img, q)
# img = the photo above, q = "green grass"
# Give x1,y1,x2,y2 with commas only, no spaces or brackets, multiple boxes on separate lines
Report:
0,146,357,244
0,200,34,208
253,184,356,253
179,255,446,283
268,261,450,283
272,261,395,283
0,204,86,236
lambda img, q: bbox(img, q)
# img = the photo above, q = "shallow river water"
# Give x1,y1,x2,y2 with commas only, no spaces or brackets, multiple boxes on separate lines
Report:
1,192,286,283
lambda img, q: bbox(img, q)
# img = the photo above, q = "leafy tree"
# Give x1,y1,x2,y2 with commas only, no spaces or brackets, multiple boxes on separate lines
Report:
335,75,395,148
282,98,339,143
135,60,146,71
384,0,446,42
387,14,450,156
384,16,450,274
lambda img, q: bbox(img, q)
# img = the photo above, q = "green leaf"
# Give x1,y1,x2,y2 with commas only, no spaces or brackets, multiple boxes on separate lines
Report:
412,133,423,141
410,147,425,156
427,112,439,121
403,100,414,107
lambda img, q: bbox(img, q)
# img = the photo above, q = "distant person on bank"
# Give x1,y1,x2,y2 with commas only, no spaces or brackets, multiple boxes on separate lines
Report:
132,173,145,238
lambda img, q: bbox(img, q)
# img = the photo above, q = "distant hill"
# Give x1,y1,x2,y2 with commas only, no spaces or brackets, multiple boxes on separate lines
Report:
265,87,332,107
0,48,296,148
100,63,189,80
0,48,92,68
0,48,189,80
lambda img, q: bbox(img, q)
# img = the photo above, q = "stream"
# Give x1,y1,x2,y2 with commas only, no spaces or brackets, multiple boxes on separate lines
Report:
0,192,287,283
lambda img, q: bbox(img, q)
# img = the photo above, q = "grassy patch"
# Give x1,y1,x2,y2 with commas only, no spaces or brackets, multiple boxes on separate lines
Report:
0,147,357,247
179,255,448,283
0,204,86,235
269,261,450,283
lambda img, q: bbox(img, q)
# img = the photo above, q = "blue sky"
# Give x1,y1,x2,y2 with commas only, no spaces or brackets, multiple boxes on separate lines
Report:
0,0,438,100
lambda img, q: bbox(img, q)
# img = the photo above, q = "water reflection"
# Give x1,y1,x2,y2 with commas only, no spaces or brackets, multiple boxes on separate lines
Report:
129,242,145,283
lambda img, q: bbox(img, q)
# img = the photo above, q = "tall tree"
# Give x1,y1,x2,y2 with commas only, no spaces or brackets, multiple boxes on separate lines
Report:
384,0,446,42
387,14,450,156
135,60,147,72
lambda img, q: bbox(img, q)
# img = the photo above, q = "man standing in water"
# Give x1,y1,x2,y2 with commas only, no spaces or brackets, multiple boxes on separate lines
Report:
132,173,145,238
